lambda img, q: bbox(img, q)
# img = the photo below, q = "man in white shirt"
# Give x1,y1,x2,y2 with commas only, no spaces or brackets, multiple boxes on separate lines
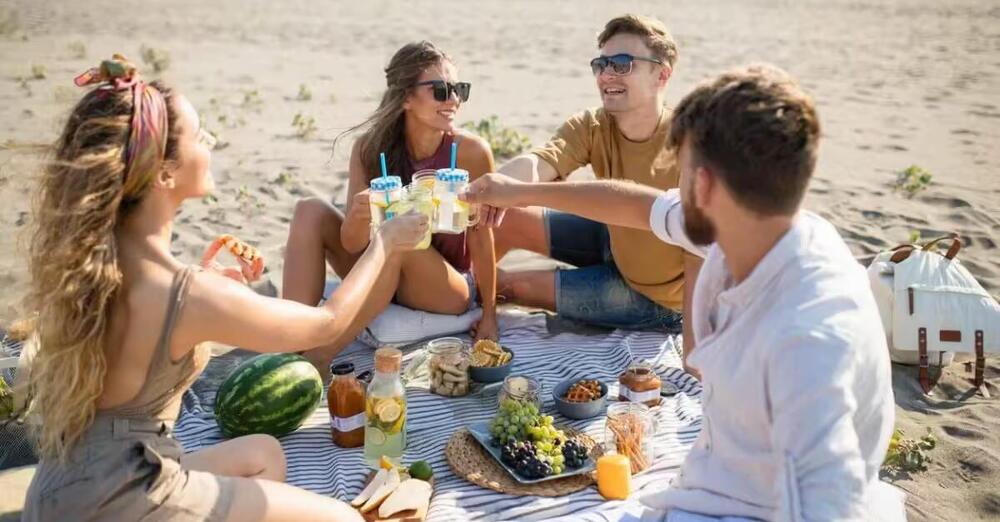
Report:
461,65,897,521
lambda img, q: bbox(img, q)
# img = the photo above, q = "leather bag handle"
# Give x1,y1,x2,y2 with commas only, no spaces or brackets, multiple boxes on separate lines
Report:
921,233,961,260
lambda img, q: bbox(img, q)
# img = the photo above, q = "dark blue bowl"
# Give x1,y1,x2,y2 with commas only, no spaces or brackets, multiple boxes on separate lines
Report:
552,378,608,419
468,347,515,383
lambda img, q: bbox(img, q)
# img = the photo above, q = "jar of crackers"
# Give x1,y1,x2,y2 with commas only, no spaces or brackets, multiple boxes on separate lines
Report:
427,337,470,397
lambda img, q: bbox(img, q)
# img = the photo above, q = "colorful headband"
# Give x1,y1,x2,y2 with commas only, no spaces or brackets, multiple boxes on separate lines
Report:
74,54,168,183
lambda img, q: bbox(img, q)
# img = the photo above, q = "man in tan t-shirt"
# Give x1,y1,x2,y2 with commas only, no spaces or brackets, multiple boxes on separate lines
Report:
488,14,702,362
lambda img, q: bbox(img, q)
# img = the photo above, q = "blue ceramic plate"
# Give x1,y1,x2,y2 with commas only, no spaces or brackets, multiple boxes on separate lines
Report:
466,421,596,484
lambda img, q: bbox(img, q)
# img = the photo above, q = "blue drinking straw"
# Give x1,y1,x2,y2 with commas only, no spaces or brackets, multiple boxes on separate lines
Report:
450,142,457,170
379,152,390,206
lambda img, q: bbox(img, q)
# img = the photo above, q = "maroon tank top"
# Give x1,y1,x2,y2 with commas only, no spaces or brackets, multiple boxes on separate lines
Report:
401,133,471,273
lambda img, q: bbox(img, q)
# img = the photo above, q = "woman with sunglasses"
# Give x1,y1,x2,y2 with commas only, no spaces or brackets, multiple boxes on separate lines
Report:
284,41,499,369
19,55,426,521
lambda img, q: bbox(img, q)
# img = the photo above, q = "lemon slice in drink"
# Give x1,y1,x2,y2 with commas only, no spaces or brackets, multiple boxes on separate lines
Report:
377,400,402,424
379,455,395,470
367,426,387,446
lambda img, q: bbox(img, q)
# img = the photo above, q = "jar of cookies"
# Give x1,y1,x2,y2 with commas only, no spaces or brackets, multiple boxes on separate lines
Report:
427,337,470,397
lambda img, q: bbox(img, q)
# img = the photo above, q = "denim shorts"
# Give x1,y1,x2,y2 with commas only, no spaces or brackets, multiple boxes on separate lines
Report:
545,210,683,332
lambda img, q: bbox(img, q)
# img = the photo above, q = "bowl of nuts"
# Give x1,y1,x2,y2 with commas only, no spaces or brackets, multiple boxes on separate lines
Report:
552,377,608,419
467,339,514,383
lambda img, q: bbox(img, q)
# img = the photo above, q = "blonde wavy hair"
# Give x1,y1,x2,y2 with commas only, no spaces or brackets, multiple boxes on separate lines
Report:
20,80,178,460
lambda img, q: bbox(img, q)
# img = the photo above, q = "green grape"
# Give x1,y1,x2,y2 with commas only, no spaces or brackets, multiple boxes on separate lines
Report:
553,465,564,474
553,455,564,466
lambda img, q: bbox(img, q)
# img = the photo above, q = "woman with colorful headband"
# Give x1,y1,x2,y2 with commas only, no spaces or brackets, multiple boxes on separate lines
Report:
19,55,425,521
283,41,499,369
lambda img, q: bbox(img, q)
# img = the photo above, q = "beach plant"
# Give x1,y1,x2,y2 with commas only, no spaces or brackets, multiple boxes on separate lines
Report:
907,230,922,245
140,45,171,73
204,128,229,151
894,165,933,198
0,378,13,420
202,97,247,130
67,41,86,59
296,84,313,102
461,116,531,160
241,89,263,112
291,112,318,139
15,76,31,96
881,429,936,477
237,185,264,214
30,63,46,80
275,171,296,186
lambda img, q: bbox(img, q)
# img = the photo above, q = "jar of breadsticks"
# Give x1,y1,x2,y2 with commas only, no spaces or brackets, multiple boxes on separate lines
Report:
604,402,658,475
427,337,471,397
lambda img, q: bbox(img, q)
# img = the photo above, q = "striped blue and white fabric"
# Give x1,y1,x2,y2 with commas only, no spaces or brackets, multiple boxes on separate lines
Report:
174,313,704,521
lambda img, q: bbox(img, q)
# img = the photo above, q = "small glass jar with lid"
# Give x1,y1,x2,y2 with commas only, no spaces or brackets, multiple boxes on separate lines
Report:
618,362,662,407
497,375,541,410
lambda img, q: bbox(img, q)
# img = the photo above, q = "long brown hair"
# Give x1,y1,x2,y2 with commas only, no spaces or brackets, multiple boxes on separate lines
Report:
22,79,179,460
334,41,450,182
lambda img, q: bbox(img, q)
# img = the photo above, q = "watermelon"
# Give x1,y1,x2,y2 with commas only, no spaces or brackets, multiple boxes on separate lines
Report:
214,353,323,438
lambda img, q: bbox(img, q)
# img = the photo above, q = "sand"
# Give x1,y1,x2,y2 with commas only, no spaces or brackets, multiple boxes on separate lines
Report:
1,0,998,519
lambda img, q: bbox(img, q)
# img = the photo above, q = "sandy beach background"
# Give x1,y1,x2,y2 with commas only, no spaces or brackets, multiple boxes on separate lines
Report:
1,0,998,519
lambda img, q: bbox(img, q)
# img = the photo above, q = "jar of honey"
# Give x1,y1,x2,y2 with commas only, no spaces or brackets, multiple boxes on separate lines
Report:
328,362,366,448
618,362,662,407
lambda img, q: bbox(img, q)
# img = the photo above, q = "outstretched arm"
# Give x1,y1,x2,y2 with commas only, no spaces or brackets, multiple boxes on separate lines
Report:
462,174,657,229
176,213,428,355
462,175,707,257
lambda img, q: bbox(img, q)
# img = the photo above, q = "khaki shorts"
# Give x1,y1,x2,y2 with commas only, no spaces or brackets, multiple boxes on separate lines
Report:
23,416,234,522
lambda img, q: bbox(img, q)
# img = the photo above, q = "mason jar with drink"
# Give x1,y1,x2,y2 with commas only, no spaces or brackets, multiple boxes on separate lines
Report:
433,168,478,234
368,175,402,233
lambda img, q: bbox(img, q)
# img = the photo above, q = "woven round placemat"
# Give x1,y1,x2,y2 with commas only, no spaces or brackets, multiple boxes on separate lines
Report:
445,427,603,497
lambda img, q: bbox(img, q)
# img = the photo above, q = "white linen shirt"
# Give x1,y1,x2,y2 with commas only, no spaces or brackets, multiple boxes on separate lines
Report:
641,189,895,521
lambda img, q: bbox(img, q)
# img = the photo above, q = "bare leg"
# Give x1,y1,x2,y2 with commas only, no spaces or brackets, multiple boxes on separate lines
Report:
283,198,359,305
493,207,548,260
225,477,364,522
394,248,472,315
181,434,286,482
490,207,559,310
306,247,470,369
497,269,557,311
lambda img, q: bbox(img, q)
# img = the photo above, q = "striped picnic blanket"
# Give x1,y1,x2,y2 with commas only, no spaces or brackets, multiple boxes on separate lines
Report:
174,312,703,521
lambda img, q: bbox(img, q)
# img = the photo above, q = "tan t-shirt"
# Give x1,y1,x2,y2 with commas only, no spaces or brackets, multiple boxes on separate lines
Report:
533,107,686,311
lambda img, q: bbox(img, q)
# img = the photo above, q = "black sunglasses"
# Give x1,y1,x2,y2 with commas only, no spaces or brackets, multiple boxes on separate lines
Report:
415,80,471,102
590,53,664,76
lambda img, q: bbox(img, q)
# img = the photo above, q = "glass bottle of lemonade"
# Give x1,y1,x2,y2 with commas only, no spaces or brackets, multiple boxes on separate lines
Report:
364,348,407,468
